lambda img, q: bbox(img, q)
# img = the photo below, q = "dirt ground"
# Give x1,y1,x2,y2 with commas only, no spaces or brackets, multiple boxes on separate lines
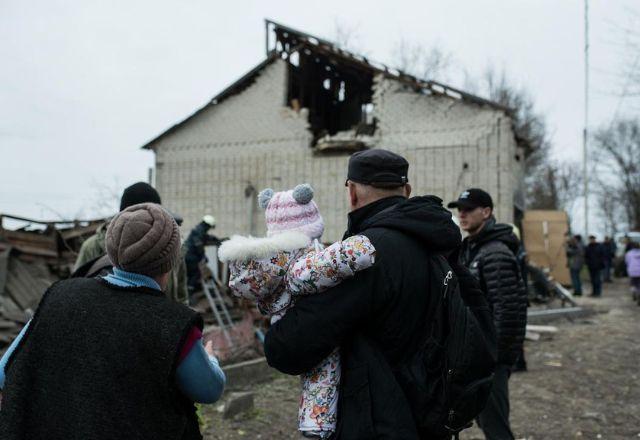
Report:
202,279,640,440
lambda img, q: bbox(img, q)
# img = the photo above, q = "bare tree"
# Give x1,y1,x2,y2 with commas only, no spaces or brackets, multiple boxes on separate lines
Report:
556,161,583,214
594,183,622,236
616,5,640,99
592,118,640,231
87,177,123,219
332,19,367,55
527,160,582,212
469,67,563,210
480,67,551,172
391,39,454,81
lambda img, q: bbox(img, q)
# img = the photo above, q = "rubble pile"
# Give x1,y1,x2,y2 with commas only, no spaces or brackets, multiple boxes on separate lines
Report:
0,214,104,351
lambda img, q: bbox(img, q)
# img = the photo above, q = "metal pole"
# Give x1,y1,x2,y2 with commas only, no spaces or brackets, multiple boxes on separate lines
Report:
583,0,589,236
265,20,270,56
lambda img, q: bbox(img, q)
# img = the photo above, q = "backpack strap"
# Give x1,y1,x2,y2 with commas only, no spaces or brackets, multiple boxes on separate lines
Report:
70,254,113,278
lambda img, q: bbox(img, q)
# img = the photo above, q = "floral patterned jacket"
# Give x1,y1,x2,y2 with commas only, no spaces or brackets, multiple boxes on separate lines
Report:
218,231,376,317
218,230,375,438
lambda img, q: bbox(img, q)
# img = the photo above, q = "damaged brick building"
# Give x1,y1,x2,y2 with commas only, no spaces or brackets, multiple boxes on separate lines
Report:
142,20,526,241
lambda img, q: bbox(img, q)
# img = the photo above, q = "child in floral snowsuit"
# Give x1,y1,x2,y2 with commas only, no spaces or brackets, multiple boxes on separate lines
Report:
218,184,375,439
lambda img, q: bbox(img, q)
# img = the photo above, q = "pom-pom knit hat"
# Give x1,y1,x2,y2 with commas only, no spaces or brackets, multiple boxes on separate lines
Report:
258,184,324,239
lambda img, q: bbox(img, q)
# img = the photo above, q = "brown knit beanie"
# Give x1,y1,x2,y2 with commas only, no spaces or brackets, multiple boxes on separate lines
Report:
106,203,181,277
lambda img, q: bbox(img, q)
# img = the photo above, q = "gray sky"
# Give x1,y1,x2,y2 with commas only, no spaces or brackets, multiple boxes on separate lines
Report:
1,0,637,232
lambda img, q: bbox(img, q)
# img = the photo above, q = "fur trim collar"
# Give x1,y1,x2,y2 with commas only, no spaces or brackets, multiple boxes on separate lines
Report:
218,231,311,262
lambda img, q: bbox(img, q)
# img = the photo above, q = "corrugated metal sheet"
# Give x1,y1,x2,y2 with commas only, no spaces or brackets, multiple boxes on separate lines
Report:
4,255,54,311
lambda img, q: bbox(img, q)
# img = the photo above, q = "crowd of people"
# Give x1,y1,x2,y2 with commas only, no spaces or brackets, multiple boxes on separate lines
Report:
0,148,581,440
565,232,639,300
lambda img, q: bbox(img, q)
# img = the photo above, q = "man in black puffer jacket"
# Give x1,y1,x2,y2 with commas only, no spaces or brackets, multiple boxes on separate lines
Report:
448,188,527,440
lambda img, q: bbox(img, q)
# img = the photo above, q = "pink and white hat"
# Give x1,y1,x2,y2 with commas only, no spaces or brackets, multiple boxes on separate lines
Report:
258,184,324,239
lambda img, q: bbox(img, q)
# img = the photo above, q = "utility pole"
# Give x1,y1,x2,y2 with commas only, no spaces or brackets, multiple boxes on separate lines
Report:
583,0,590,236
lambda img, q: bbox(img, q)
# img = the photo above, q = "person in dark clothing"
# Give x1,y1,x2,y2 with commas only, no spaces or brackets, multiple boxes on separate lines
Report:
0,203,225,440
565,234,585,296
602,236,617,282
73,181,189,305
264,149,466,439
184,215,222,296
448,188,527,440
510,224,528,373
585,235,605,297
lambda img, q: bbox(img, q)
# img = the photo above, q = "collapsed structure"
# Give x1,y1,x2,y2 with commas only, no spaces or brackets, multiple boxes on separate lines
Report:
0,214,102,349
143,20,527,241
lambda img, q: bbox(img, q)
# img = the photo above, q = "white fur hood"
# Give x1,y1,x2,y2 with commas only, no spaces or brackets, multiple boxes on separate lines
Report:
218,231,311,262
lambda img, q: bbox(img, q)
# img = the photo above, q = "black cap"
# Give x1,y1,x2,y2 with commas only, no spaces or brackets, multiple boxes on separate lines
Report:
346,149,409,187
447,188,493,210
119,182,162,211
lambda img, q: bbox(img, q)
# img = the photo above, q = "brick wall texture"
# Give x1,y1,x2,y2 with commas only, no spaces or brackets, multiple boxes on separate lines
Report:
151,59,524,242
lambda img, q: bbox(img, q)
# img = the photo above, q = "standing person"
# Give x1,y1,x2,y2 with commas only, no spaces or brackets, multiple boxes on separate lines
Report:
565,234,585,296
263,150,494,439
448,188,528,440
619,236,634,277
625,242,640,302
602,236,616,282
509,224,528,373
220,184,377,438
0,203,225,440
585,235,605,297
184,215,222,296
73,181,189,305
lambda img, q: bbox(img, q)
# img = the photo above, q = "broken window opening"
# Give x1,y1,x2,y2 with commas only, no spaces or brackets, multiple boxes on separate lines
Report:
277,30,376,151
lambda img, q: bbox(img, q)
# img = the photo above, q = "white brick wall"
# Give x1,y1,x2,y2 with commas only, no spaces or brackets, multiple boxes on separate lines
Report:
152,59,524,242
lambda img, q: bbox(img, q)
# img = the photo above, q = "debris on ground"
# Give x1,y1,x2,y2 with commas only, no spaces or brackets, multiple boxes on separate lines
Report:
223,392,255,419
0,213,104,351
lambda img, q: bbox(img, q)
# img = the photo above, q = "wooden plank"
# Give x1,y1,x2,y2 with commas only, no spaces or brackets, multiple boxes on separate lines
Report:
527,324,559,333
0,319,18,330
522,210,571,285
59,223,102,240
523,210,569,222
0,247,10,295
1,308,30,324
0,229,56,246
9,244,58,258
525,331,541,341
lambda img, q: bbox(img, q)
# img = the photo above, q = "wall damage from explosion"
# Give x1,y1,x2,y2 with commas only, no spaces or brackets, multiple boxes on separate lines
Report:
142,20,526,242
275,27,376,151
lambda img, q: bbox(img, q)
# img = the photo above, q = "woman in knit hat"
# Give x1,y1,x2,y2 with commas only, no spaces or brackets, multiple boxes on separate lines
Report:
0,203,225,440
218,184,376,439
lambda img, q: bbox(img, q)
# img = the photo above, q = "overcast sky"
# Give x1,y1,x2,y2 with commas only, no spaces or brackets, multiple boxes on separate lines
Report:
1,1,637,232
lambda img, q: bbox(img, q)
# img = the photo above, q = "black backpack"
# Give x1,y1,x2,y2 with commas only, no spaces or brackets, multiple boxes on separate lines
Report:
395,254,497,439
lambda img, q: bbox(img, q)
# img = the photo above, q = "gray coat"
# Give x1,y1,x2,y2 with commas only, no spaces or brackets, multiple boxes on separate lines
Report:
565,241,585,270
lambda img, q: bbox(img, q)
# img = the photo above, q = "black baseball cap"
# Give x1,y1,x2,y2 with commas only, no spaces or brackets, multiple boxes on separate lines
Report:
447,188,493,210
346,149,409,187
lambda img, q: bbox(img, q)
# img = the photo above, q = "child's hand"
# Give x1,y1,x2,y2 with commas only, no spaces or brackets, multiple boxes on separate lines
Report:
204,340,215,357
204,339,223,359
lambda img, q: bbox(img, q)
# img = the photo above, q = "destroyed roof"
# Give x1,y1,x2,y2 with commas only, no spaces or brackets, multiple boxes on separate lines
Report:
141,19,510,151
0,214,106,350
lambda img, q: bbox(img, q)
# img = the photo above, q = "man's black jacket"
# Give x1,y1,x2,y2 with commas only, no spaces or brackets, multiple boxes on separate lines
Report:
585,242,605,270
459,217,527,366
264,195,462,439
